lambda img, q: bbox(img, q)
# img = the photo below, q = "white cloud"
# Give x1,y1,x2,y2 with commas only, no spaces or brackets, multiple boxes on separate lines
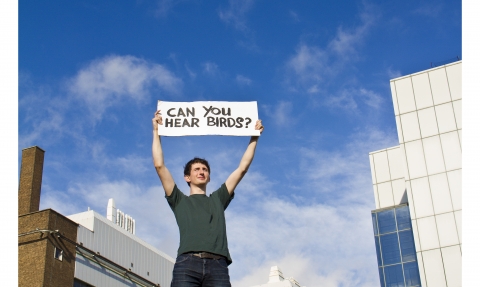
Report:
69,55,182,119
184,62,197,79
412,4,443,18
286,44,329,90
236,74,252,86
154,0,178,17
284,3,379,106
18,105,65,148
324,88,384,111
202,61,220,75
218,0,255,32
327,6,375,58
262,101,294,127
387,67,402,79
289,10,300,22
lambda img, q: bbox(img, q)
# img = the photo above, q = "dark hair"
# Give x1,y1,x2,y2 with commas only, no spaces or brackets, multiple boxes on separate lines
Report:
184,157,210,176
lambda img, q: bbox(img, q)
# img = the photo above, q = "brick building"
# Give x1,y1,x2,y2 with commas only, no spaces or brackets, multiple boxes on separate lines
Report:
18,146,78,286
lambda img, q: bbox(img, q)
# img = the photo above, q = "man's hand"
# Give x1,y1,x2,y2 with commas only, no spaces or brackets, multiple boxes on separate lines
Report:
152,110,163,131
254,119,264,135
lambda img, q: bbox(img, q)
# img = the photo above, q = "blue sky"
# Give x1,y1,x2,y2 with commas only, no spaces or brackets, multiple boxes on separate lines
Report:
12,0,465,286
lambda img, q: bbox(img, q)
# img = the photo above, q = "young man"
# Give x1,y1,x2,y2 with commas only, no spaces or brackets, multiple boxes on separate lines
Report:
152,110,264,287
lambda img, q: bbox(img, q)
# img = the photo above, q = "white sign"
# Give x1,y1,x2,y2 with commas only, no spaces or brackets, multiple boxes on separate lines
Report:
157,101,260,136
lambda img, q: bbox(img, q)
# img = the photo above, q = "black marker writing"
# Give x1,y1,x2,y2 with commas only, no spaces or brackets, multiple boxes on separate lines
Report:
207,117,251,128
203,106,231,117
167,107,195,117
165,118,200,128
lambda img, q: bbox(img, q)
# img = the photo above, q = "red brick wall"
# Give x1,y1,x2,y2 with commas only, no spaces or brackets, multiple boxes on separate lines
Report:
19,209,78,287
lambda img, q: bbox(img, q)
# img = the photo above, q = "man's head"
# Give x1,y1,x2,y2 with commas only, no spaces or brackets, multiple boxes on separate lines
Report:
184,157,210,187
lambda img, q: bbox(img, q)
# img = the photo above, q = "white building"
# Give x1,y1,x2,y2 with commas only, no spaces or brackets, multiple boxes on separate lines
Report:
369,61,462,286
250,266,305,287
67,200,175,287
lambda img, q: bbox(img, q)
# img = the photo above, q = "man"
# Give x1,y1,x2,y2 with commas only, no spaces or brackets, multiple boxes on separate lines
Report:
152,109,264,287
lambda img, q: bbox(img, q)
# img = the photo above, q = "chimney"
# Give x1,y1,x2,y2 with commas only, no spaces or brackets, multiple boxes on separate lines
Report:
268,266,285,283
18,146,45,215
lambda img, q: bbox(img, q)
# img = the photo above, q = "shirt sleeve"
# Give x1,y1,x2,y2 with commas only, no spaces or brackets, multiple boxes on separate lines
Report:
165,184,185,211
212,183,234,210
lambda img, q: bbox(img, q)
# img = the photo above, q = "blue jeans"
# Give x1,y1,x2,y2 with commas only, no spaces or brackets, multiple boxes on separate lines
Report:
171,253,231,287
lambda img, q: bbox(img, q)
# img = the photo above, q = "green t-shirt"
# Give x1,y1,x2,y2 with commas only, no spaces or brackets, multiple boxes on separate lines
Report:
166,183,234,265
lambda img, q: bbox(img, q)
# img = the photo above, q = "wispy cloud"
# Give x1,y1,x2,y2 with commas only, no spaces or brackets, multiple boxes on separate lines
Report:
387,67,402,79
235,74,252,86
325,88,384,111
412,4,443,18
262,101,294,127
19,55,182,149
285,5,376,90
218,0,255,32
153,0,180,18
289,10,300,22
184,62,197,79
286,44,329,92
327,5,376,59
283,3,381,113
69,55,182,119
202,61,220,76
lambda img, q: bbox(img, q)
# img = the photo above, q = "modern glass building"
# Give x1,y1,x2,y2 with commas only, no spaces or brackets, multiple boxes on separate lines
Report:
369,60,462,287
372,205,421,287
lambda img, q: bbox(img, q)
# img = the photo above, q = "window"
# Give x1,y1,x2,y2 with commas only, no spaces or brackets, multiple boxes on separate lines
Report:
54,247,63,261
384,265,404,287
403,262,421,286
372,213,379,235
380,233,401,265
396,206,412,230
377,209,396,234
372,205,421,287
399,231,416,262
379,268,386,287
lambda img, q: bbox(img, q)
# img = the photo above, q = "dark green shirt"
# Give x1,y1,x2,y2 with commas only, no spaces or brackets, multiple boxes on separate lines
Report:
166,184,234,265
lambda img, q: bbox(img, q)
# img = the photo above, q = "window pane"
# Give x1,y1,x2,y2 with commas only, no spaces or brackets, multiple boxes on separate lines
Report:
54,247,63,261
403,262,421,286
396,206,412,230
372,213,379,235
380,233,401,265
379,267,386,287
378,209,397,234
399,230,417,262
375,236,382,266
384,264,405,287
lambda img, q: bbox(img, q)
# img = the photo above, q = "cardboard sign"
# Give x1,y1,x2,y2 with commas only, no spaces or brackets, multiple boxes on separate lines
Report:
157,101,260,136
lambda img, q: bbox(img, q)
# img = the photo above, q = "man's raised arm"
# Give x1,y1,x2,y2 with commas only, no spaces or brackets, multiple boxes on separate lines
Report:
225,120,264,195
152,110,175,196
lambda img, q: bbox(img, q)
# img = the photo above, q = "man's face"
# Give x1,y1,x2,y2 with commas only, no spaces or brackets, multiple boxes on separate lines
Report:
184,163,210,186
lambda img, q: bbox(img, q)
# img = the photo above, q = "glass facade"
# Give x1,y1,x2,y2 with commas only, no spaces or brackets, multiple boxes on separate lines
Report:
372,205,421,287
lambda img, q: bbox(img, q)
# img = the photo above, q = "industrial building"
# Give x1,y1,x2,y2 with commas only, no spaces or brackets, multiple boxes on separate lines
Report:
369,61,462,286
18,146,175,287
250,266,304,287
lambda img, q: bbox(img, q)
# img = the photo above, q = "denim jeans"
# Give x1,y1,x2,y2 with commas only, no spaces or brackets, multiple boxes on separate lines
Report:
171,253,231,287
